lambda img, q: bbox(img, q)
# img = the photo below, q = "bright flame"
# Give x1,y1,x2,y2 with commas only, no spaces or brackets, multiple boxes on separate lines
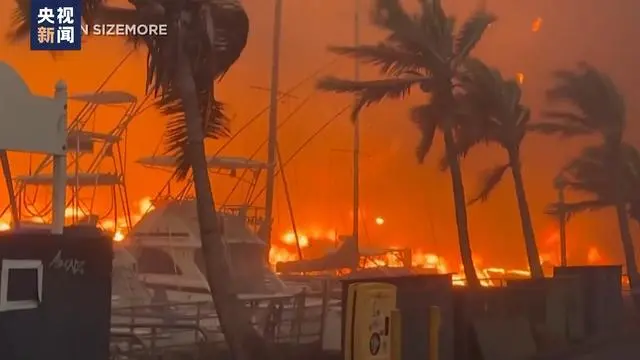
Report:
270,229,612,287
0,222,10,231
113,230,125,242
138,196,155,215
375,217,385,225
531,17,543,32
516,73,524,84
281,231,309,248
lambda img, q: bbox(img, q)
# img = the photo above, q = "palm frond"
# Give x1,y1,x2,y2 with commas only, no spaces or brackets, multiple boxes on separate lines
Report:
453,10,496,64
545,63,626,140
7,0,29,42
454,58,528,150
545,200,609,221
419,0,454,60
158,90,230,180
526,122,592,137
371,0,445,70
411,104,440,163
468,163,510,205
317,76,429,119
328,43,426,76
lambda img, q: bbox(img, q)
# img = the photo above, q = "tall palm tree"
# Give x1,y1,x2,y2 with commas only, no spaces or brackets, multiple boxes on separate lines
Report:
530,63,640,296
450,59,544,278
8,1,263,359
316,0,495,287
546,144,640,295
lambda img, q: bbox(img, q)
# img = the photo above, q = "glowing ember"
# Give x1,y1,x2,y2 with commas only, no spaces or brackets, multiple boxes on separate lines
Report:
375,216,385,225
531,17,543,32
516,72,524,84
0,222,9,231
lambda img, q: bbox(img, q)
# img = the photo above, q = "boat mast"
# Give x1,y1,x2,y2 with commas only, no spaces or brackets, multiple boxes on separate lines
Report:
263,0,283,256
352,0,361,250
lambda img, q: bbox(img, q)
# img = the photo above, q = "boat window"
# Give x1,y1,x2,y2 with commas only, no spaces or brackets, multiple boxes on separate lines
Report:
137,248,182,275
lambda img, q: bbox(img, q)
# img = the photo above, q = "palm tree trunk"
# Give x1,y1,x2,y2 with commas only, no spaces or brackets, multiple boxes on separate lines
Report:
609,143,640,308
615,203,640,305
508,147,543,278
174,50,260,360
442,126,480,287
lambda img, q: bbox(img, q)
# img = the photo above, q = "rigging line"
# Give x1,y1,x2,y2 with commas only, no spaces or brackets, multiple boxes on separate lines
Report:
275,142,303,260
220,91,317,207
0,49,137,221
212,57,340,157
249,104,350,206
162,57,341,197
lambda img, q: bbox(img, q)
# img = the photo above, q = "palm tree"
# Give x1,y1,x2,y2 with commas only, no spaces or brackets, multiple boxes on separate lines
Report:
530,63,640,297
8,1,263,358
546,144,640,292
316,0,495,287
450,59,544,278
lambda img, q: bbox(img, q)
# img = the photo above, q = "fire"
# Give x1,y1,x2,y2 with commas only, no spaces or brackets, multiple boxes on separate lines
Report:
587,246,602,264
269,229,612,287
281,231,310,248
531,17,543,32
516,72,524,84
375,216,385,225
113,231,125,242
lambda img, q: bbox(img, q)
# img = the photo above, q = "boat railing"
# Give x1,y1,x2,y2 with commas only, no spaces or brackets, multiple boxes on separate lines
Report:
110,285,334,357
219,204,265,231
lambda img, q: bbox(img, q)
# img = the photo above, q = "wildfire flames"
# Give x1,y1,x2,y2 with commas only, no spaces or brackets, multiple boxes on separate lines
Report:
0,195,610,287
270,229,609,287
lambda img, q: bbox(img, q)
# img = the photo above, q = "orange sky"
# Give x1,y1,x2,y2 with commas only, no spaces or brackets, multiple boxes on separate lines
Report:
1,0,639,268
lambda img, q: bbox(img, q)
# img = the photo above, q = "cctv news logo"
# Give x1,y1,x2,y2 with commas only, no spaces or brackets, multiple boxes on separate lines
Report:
30,0,167,51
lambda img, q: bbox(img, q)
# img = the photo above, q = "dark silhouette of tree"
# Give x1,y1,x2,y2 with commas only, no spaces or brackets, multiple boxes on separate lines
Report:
530,63,639,297
450,59,543,278
316,0,496,287
8,1,265,358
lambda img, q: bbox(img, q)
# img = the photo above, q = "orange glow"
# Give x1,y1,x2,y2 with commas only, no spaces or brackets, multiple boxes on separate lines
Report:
516,72,524,84
0,1,630,288
531,17,543,32
587,246,603,264
269,229,612,287
375,216,385,225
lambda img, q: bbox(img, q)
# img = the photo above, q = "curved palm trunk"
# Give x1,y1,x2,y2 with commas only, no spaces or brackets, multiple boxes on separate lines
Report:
609,143,640,308
508,147,543,278
615,203,640,305
175,51,262,360
442,126,480,288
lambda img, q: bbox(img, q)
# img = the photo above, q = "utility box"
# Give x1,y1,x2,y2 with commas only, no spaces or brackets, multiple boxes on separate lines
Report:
342,274,453,360
553,266,623,338
0,227,112,360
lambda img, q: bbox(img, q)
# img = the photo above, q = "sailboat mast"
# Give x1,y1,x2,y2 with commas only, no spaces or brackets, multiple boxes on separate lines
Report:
352,0,361,246
263,0,283,255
